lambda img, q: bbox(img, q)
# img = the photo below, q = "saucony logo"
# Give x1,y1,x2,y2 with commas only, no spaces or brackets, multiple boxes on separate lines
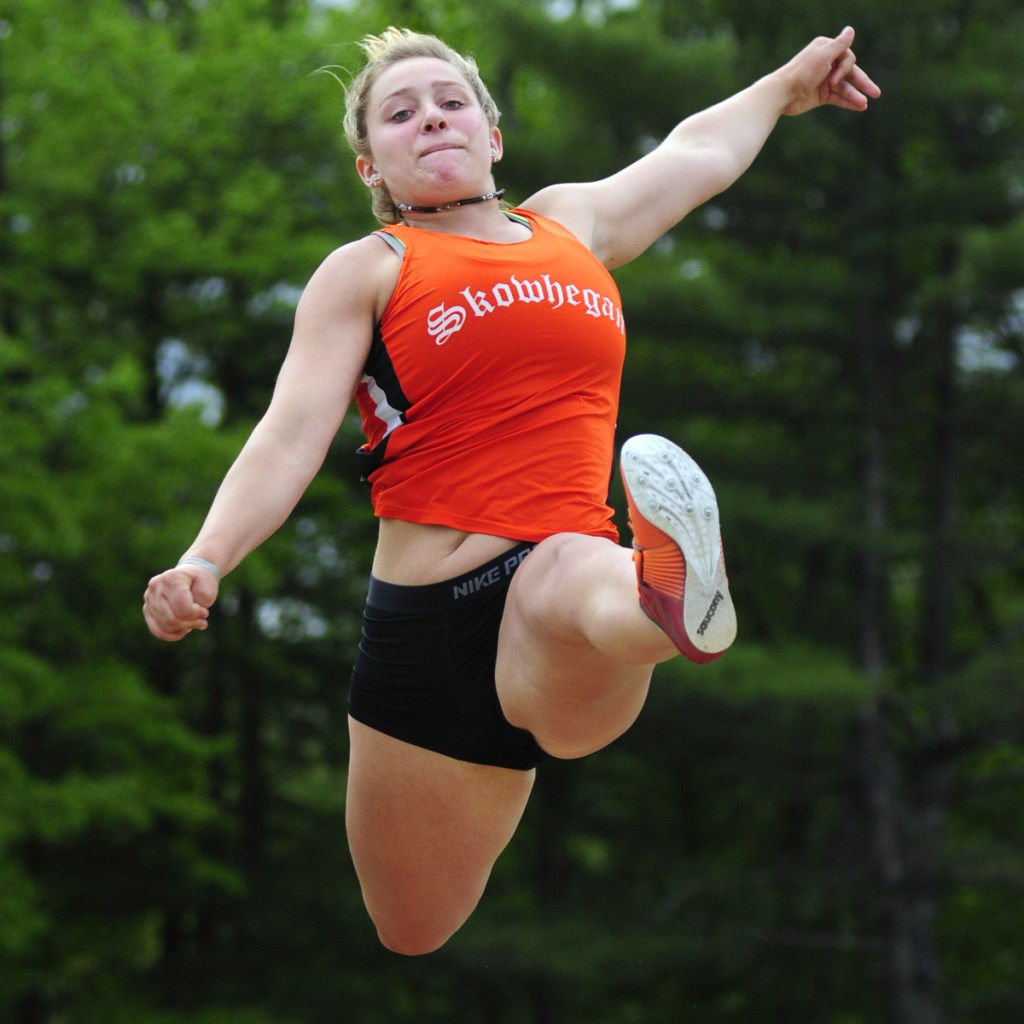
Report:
697,591,725,637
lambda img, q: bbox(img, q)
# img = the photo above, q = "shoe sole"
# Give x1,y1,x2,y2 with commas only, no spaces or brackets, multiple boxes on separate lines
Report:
621,434,737,661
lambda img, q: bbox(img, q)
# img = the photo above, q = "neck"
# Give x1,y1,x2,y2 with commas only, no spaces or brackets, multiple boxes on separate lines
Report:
396,188,505,215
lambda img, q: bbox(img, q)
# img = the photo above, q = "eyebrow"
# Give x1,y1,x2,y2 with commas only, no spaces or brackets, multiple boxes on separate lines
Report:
379,79,471,104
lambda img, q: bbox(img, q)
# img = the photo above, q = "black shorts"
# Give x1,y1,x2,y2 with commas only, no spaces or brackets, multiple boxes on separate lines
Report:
348,542,548,770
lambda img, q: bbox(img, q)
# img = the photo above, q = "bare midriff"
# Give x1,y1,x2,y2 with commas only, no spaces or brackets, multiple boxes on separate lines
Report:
371,518,522,586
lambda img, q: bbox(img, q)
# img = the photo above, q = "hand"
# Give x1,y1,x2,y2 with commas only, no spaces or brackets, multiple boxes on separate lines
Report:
781,26,881,116
143,564,219,642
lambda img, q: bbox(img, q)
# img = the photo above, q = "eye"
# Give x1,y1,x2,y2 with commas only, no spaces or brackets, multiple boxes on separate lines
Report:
388,108,413,123
441,98,465,110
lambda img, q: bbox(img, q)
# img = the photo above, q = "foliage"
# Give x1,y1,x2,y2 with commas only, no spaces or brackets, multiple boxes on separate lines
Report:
2,0,1023,1022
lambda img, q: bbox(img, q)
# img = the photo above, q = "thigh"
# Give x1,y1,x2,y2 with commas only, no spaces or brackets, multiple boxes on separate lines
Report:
496,534,658,760
346,717,535,955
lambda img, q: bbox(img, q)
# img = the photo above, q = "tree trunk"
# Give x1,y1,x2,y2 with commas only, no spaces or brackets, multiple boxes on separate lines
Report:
859,701,947,1024
236,589,268,879
919,313,959,683
855,313,951,1023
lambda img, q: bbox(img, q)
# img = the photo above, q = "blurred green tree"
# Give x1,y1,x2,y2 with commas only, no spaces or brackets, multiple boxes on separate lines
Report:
1,0,1023,1022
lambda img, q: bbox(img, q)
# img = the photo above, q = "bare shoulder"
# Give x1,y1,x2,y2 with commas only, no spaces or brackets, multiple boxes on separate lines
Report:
281,233,400,391
300,232,402,325
519,181,635,267
519,183,599,251
271,233,402,417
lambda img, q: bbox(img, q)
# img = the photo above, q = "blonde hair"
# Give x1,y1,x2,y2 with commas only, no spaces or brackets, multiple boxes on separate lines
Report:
341,27,502,225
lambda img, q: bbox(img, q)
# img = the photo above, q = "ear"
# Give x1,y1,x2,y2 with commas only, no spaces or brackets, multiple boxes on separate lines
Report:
356,156,381,188
489,127,503,163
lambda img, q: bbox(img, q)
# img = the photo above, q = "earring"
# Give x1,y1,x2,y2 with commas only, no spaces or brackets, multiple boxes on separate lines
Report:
368,174,382,187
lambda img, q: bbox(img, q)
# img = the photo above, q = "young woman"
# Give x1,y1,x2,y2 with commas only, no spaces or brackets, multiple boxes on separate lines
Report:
143,25,879,954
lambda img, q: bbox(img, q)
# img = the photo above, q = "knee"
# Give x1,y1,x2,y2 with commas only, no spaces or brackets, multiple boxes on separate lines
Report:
512,533,596,625
375,921,453,957
366,900,466,957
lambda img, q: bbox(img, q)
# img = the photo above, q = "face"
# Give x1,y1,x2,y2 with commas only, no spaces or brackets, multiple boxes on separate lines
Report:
357,56,502,207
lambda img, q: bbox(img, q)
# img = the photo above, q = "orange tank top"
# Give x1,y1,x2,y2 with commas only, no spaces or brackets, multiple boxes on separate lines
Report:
353,208,625,543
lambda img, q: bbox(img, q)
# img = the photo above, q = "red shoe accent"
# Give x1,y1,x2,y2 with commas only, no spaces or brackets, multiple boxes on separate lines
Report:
621,435,736,663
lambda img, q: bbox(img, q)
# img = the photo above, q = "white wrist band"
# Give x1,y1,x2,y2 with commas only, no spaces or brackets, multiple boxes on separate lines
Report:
177,556,222,581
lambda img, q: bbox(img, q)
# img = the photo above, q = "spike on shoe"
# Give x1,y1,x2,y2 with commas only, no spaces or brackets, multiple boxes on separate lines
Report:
620,435,737,664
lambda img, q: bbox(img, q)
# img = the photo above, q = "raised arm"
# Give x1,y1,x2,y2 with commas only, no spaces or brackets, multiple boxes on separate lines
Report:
526,26,880,268
143,236,392,641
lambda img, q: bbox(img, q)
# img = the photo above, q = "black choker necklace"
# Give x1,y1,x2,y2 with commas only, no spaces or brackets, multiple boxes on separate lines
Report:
396,188,506,214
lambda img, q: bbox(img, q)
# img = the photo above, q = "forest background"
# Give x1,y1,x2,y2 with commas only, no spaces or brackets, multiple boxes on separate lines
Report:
2,0,1023,1022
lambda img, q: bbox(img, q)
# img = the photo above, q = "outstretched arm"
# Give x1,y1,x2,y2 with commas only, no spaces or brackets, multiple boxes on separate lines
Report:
142,237,390,641
526,26,880,268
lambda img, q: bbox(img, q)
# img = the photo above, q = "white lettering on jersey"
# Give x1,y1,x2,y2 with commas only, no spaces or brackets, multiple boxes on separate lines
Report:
428,274,624,345
427,303,467,346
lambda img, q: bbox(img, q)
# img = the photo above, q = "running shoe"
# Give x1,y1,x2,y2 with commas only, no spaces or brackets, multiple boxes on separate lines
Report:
620,434,736,664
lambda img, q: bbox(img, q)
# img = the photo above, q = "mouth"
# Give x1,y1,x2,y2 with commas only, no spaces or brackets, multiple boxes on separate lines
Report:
420,142,461,157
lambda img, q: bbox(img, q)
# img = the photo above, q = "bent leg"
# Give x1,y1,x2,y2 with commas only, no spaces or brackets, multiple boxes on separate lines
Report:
497,534,679,759
346,717,534,955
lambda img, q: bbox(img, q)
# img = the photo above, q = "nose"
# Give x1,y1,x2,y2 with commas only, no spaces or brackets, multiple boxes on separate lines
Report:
421,105,448,133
